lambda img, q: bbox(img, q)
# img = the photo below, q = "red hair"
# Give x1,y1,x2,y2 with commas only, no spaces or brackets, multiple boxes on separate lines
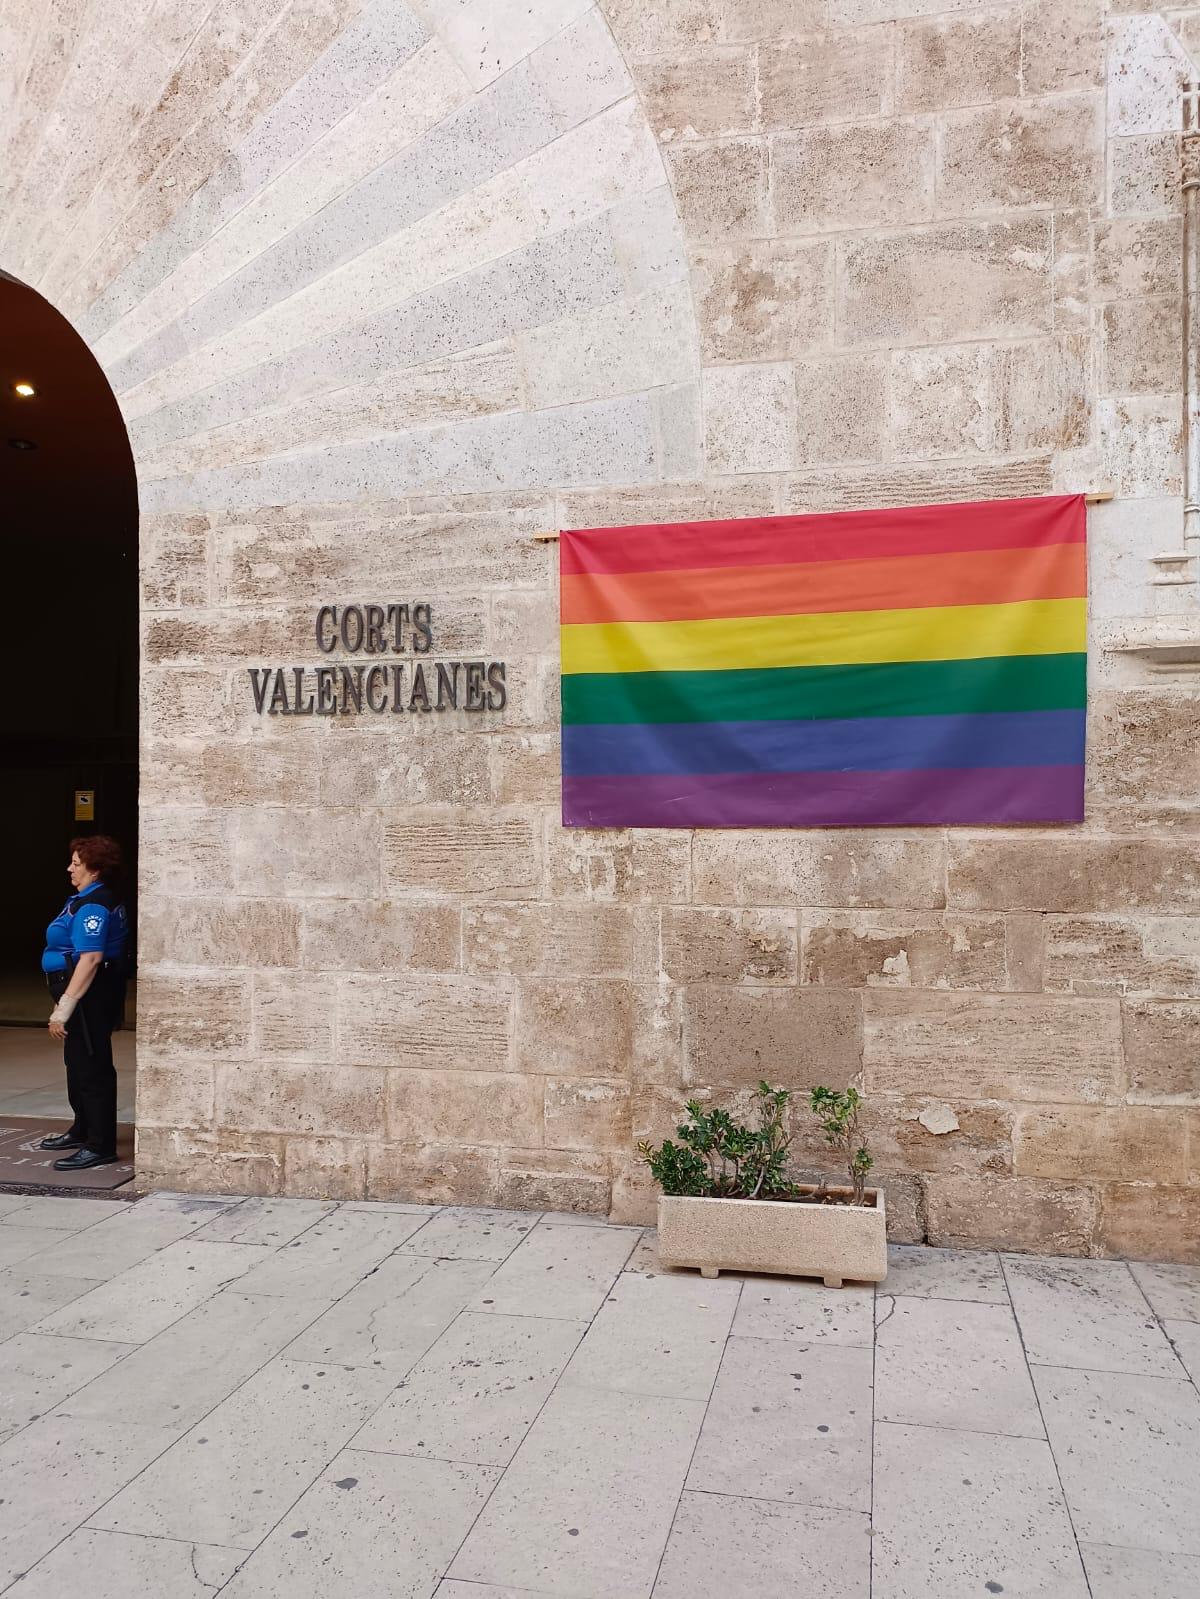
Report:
71,835,124,888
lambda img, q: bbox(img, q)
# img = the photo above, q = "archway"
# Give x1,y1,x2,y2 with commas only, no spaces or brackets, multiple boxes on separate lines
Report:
0,271,138,1187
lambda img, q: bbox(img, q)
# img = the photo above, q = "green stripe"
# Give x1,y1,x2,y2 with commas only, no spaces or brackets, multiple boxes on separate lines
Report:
561,653,1087,726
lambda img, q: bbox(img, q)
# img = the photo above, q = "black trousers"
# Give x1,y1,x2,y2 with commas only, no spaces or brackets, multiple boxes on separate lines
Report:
62,974,120,1157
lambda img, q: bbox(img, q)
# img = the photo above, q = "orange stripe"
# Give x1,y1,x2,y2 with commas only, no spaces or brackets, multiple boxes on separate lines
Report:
560,542,1086,626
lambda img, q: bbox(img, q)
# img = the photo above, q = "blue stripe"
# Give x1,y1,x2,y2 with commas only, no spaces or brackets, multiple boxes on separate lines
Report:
561,708,1086,777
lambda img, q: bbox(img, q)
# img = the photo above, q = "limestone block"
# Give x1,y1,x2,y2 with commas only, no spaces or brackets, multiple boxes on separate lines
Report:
1005,913,1046,993
1052,207,1090,329
135,1063,215,1130
490,590,558,657
1087,691,1200,831
232,807,382,898
497,1149,611,1213
516,281,697,411
213,505,548,605
388,1069,544,1148
683,985,863,1087
463,904,634,978
1083,495,1180,620
770,119,935,236
1109,133,1182,218
661,907,797,984
216,1062,385,1138
135,1128,285,1199
1097,1184,1200,1262
1123,1001,1200,1102
801,911,1007,991
282,1136,366,1201
557,481,778,528
702,361,798,474
692,830,945,909
794,353,888,465
759,29,895,129
142,669,231,742
140,514,210,610
488,733,560,805
692,239,833,363
547,826,691,903
889,345,992,458
337,973,514,1074
136,971,251,1060
1014,1106,1188,1185
1020,0,1104,97
634,47,754,141
1093,217,1181,300
895,13,1020,112
869,1097,1013,1177
544,1078,632,1150
143,609,315,667
925,1174,1098,1256
1107,15,1191,137
601,0,720,53
717,0,824,38
664,139,768,244
609,1153,659,1225
367,1141,498,1207
139,896,301,968
252,971,336,1062
515,977,637,1076
878,1173,926,1245
319,730,491,808
780,456,1053,513
1101,297,1179,395
938,97,1103,214
299,900,461,974
1045,920,1200,1000
862,990,1124,1104
992,333,1091,453
629,980,687,1085
1098,396,1182,496
383,811,540,900
142,738,321,810
138,810,235,896
839,218,1052,346
947,836,1200,914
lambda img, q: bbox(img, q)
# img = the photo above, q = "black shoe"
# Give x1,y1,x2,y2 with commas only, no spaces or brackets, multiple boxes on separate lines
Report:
52,1147,117,1171
40,1132,85,1151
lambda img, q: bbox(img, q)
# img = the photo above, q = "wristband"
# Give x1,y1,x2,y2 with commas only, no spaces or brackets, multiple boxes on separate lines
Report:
50,994,78,1024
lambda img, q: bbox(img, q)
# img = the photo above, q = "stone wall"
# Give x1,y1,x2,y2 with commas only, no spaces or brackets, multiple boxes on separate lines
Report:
2,0,1198,1258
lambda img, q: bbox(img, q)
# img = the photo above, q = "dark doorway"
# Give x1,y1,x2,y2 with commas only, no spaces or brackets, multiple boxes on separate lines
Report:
0,271,137,1162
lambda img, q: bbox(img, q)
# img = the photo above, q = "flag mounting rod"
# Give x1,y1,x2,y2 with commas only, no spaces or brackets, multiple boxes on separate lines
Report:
533,491,1115,541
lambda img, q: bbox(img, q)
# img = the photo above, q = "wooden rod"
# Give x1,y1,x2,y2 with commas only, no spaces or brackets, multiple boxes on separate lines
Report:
535,492,1115,539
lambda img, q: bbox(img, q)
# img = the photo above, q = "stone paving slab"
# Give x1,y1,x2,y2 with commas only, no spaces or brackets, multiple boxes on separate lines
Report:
0,1191,1195,1598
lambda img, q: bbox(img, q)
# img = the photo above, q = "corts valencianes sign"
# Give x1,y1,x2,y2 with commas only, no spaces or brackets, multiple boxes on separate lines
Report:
248,603,507,716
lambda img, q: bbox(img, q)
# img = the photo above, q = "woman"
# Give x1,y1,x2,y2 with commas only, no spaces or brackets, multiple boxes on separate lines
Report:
41,836,130,1170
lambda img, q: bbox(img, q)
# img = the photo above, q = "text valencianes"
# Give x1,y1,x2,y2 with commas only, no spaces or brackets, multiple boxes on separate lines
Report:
248,603,507,716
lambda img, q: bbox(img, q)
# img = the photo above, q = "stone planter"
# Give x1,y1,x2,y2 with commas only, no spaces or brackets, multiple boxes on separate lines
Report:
656,1186,888,1287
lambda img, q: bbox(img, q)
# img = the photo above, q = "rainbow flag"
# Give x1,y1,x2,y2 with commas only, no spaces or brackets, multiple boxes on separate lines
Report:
559,494,1087,828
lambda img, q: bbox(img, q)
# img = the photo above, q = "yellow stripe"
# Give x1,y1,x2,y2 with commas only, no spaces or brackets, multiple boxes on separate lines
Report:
560,597,1087,675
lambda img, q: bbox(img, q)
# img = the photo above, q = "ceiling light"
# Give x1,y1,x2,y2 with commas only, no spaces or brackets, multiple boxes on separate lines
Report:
13,382,35,397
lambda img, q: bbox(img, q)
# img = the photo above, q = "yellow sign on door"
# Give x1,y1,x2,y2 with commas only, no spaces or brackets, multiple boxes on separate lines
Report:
74,790,94,821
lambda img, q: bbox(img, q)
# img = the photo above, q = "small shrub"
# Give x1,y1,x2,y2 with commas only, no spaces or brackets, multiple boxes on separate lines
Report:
809,1085,873,1205
639,1082,876,1205
637,1082,797,1199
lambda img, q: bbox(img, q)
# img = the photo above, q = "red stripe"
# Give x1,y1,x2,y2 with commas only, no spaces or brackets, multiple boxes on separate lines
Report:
560,494,1086,576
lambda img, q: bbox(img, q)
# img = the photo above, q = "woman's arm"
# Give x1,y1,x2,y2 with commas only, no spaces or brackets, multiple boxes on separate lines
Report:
48,951,103,1039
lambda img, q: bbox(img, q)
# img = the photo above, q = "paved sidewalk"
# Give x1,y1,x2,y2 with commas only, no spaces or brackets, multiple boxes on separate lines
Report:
0,1191,1197,1598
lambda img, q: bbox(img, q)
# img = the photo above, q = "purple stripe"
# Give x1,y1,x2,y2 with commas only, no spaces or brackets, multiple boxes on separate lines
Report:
562,765,1085,829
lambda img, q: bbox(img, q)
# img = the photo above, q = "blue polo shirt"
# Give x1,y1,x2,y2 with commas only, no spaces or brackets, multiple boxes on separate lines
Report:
42,883,129,974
